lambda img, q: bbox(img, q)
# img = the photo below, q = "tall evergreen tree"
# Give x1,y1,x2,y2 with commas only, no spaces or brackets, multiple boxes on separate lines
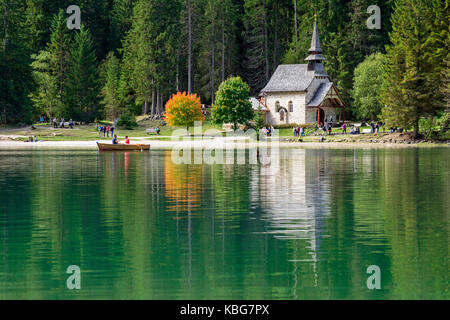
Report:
243,0,270,94
101,51,122,120
47,10,71,109
29,50,62,119
0,0,33,123
64,26,101,122
24,0,46,52
78,0,113,60
121,0,181,116
110,0,134,52
382,0,446,137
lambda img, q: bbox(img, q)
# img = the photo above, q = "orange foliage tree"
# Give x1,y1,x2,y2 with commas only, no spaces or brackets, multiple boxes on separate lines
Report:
164,92,204,131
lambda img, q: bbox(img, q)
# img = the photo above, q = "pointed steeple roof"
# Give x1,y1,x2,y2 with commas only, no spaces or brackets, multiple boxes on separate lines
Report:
309,20,322,53
305,19,325,62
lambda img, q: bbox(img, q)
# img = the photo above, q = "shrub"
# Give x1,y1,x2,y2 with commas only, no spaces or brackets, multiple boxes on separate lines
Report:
117,112,138,129
419,117,436,140
272,123,315,129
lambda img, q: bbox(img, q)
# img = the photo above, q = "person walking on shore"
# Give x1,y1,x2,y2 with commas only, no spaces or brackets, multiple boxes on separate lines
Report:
110,126,114,137
342,123,347,134
53,117,57,128
103,125,107,137
106,126,110,137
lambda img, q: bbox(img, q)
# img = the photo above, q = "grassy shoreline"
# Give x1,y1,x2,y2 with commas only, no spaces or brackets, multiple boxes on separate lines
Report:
1,121,449,147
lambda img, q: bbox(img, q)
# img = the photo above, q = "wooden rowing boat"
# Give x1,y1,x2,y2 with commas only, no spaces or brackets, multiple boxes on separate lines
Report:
97,142,150,151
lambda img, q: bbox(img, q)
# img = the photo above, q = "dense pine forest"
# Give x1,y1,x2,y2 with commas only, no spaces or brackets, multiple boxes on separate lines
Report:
0,0,448,134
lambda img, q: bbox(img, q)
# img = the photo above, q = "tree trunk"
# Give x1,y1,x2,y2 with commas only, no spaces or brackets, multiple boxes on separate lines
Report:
2,4,7,124
158,92,164,115
273,2,278,72
156,89,160,116
2,3,6,53
176,49,180,92
221,0,225,82
187,0,192,93
413,116,420,139
294,0,298,43
264,12,269,82
143,100,149,115
211,0,215,104
151,89,156,116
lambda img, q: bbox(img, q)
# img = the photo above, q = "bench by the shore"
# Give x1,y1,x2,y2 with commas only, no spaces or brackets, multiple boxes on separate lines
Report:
146,128,160,135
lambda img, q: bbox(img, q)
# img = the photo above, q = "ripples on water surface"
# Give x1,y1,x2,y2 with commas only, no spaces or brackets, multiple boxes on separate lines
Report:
0,148,448,299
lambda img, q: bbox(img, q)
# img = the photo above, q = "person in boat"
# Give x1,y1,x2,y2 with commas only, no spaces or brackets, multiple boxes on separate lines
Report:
112,134,119,144
124,136,130,144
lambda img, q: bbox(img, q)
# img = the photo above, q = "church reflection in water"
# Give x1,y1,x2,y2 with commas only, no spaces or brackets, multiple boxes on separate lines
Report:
249,149,332,290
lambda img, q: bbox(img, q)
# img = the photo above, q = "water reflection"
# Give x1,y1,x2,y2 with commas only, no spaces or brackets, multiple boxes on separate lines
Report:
0,148,447,299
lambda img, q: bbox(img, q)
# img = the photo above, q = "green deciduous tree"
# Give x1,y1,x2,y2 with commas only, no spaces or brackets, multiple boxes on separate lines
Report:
352,52,385,120
212,76,253,130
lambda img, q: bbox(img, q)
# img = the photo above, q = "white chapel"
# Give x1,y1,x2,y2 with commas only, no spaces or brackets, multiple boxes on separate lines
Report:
257,20,346,127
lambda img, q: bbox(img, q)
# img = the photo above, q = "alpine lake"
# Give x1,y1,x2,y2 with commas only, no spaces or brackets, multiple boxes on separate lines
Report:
0,147,448,299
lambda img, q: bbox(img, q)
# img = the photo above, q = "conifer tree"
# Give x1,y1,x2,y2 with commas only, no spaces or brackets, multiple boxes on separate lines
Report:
382,0,445,137
29,50,62,119
110,0,135,52
121,0,181,116
101,51,122,120
64,26,101,122
47,10,71,103
0,0,33,123
243,0,270,94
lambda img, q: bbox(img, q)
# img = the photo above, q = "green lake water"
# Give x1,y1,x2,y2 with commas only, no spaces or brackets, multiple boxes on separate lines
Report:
0,148,448,299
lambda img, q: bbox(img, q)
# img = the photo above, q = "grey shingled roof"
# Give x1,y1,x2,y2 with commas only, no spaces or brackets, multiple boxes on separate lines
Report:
260,64,314,93
306,82,333,107
305,54,326,61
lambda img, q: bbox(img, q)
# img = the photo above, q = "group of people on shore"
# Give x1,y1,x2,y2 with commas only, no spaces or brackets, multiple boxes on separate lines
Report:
25,136,39,143
51,117,74,129
97,124,130,145
98,125,115,138
263,126,275,136
293,127,305,137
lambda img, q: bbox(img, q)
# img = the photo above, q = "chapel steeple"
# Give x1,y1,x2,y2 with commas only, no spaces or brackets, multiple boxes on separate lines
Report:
305,18,326,72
